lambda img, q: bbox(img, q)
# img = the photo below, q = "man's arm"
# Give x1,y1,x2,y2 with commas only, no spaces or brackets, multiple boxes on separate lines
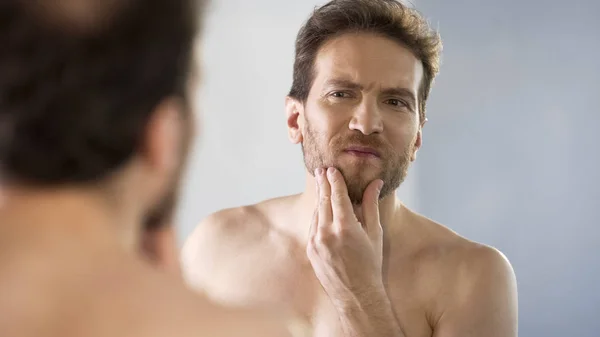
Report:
432,246,518,337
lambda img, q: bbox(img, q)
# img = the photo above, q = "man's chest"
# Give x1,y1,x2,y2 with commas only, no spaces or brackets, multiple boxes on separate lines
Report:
207,256,434,337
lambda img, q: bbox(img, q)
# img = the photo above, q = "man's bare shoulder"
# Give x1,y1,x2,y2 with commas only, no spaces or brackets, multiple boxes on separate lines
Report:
399,205,513,269
184,195,299,245
180,196,299,287
184,198,280,250
395,206,517,321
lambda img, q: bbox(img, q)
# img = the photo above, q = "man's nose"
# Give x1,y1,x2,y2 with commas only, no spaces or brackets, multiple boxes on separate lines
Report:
348,100,383,135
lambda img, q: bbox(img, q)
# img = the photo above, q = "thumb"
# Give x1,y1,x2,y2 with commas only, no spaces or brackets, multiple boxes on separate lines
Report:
362,179,383,241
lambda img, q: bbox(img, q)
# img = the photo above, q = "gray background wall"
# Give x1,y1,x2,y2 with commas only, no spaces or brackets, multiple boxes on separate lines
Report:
177,1,600,336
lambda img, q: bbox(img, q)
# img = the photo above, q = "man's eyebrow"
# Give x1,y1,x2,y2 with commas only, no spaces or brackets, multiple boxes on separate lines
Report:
323,78,363,90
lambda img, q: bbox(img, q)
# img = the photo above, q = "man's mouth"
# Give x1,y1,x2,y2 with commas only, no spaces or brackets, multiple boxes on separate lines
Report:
343,146,381,158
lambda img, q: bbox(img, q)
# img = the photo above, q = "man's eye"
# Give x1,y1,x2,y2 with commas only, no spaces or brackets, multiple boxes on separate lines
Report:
386,99,406,107
331,92,350,98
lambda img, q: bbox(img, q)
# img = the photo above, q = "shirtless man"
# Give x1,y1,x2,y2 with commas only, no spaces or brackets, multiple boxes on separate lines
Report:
0,1,290,336
182,1,518,336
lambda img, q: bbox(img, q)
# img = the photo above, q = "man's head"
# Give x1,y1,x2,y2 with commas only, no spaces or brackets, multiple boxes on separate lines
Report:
285,0,442,204
0,0,203,263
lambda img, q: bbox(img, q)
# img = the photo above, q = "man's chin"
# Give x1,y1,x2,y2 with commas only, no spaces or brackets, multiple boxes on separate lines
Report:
337,165,381,185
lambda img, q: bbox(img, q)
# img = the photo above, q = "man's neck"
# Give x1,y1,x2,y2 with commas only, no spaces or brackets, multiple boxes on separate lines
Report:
0,187,137,252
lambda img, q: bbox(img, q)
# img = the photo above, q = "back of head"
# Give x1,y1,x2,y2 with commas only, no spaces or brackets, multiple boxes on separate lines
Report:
0,0,201,187
289,0,442,122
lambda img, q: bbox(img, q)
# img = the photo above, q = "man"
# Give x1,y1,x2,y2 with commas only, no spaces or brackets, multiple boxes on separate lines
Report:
0,0,291,336
182,0,518,336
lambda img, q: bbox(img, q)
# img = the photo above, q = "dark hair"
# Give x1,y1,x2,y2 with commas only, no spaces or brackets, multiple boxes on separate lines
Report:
288,0,442,123
0,0,203,186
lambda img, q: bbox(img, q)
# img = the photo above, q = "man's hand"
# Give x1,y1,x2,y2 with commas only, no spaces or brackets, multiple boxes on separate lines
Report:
307,166,385,310
307,167,405,337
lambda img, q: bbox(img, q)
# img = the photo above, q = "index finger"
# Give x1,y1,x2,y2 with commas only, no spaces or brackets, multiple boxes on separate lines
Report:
316,168,333,230
326,167,355,227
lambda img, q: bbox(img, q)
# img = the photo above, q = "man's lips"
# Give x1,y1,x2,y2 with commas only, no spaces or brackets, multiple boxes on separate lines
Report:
343,146,381,158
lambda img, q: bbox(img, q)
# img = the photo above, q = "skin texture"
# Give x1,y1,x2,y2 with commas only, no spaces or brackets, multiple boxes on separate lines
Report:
182,32,518,337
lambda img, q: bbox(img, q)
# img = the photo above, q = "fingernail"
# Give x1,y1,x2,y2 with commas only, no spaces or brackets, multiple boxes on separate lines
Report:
378,180,384,192
327,167,336,175
315,168,322,176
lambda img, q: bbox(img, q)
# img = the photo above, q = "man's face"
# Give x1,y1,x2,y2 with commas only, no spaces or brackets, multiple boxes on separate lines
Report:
299,33,424,204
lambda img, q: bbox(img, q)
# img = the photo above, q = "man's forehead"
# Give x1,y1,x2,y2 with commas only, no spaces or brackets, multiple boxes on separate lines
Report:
312,33,424,93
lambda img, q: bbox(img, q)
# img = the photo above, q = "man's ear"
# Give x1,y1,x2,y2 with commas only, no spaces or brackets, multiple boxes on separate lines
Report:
411,118,426,162
138,98,183,208
285,96,304,144
145,98,182,168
